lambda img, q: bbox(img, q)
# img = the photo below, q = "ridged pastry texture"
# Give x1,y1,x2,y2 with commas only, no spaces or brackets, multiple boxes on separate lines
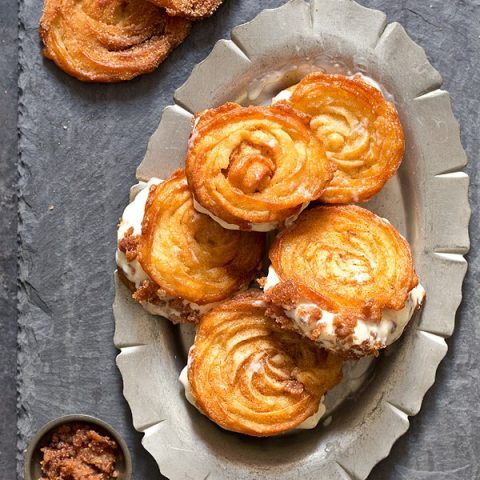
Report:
188,291,343,436
186,103,335,231
277,72,404,203
147,0,223,19
40,0,191,82
136,170,264,305
267,205,418,340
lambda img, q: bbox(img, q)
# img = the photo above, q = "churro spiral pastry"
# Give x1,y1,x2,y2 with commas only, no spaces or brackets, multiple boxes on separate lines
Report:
186,103,334,231
187,291,343,436
275,72,404,203
148,0,223,19
263,206,424,357
40,0,191,82
117,170,264,323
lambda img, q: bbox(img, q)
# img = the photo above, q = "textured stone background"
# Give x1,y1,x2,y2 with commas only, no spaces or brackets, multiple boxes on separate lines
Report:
0,1,19,479
2,0,478,479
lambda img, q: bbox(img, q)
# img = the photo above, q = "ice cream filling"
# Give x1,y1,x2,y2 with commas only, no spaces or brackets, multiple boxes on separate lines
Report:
192,199,308,233
263,265,425,354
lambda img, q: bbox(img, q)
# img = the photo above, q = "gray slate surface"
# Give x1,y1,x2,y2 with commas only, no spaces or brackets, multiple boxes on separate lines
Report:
0,1,18,479
10,0,479,479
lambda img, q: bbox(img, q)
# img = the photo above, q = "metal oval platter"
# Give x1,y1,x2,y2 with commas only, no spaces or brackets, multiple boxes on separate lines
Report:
113,1,470,478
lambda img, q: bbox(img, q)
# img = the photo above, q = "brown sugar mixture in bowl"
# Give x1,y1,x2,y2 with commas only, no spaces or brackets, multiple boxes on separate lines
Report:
39,422,119,480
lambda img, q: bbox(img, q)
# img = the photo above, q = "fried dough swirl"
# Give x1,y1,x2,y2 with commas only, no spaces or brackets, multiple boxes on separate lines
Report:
148,0,223,19
188,291,343,436
267,206,418,338
40,0,191,82
137,170,264,305
186,103,334,231
276,72,404,203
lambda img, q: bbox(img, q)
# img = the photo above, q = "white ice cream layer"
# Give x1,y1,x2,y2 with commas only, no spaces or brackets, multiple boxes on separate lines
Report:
116,178,160,288
116,179,211,319
349,73,383,92
263,266,425,354
179,365,326,431
296,399,326,430
193,199,306,233
272,88,294,103
351,73,395,102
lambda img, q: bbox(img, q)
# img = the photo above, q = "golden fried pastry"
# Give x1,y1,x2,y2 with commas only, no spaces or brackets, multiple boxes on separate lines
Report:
274,72,404,203
186,103,335,232
40,0,191,82
116,170,264,323
262,205,425,358
148,0,223,19
184,291,343,436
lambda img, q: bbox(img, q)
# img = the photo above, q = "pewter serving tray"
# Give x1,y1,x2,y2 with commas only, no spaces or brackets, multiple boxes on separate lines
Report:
113,1,470,478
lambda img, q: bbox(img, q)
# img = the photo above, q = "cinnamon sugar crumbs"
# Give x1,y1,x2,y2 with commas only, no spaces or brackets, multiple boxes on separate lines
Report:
264,305,296,332
284,380,305,395
132,280,201,324
168,297,201,324
132,279,159,303
118,227,139,261
39,422,119,480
